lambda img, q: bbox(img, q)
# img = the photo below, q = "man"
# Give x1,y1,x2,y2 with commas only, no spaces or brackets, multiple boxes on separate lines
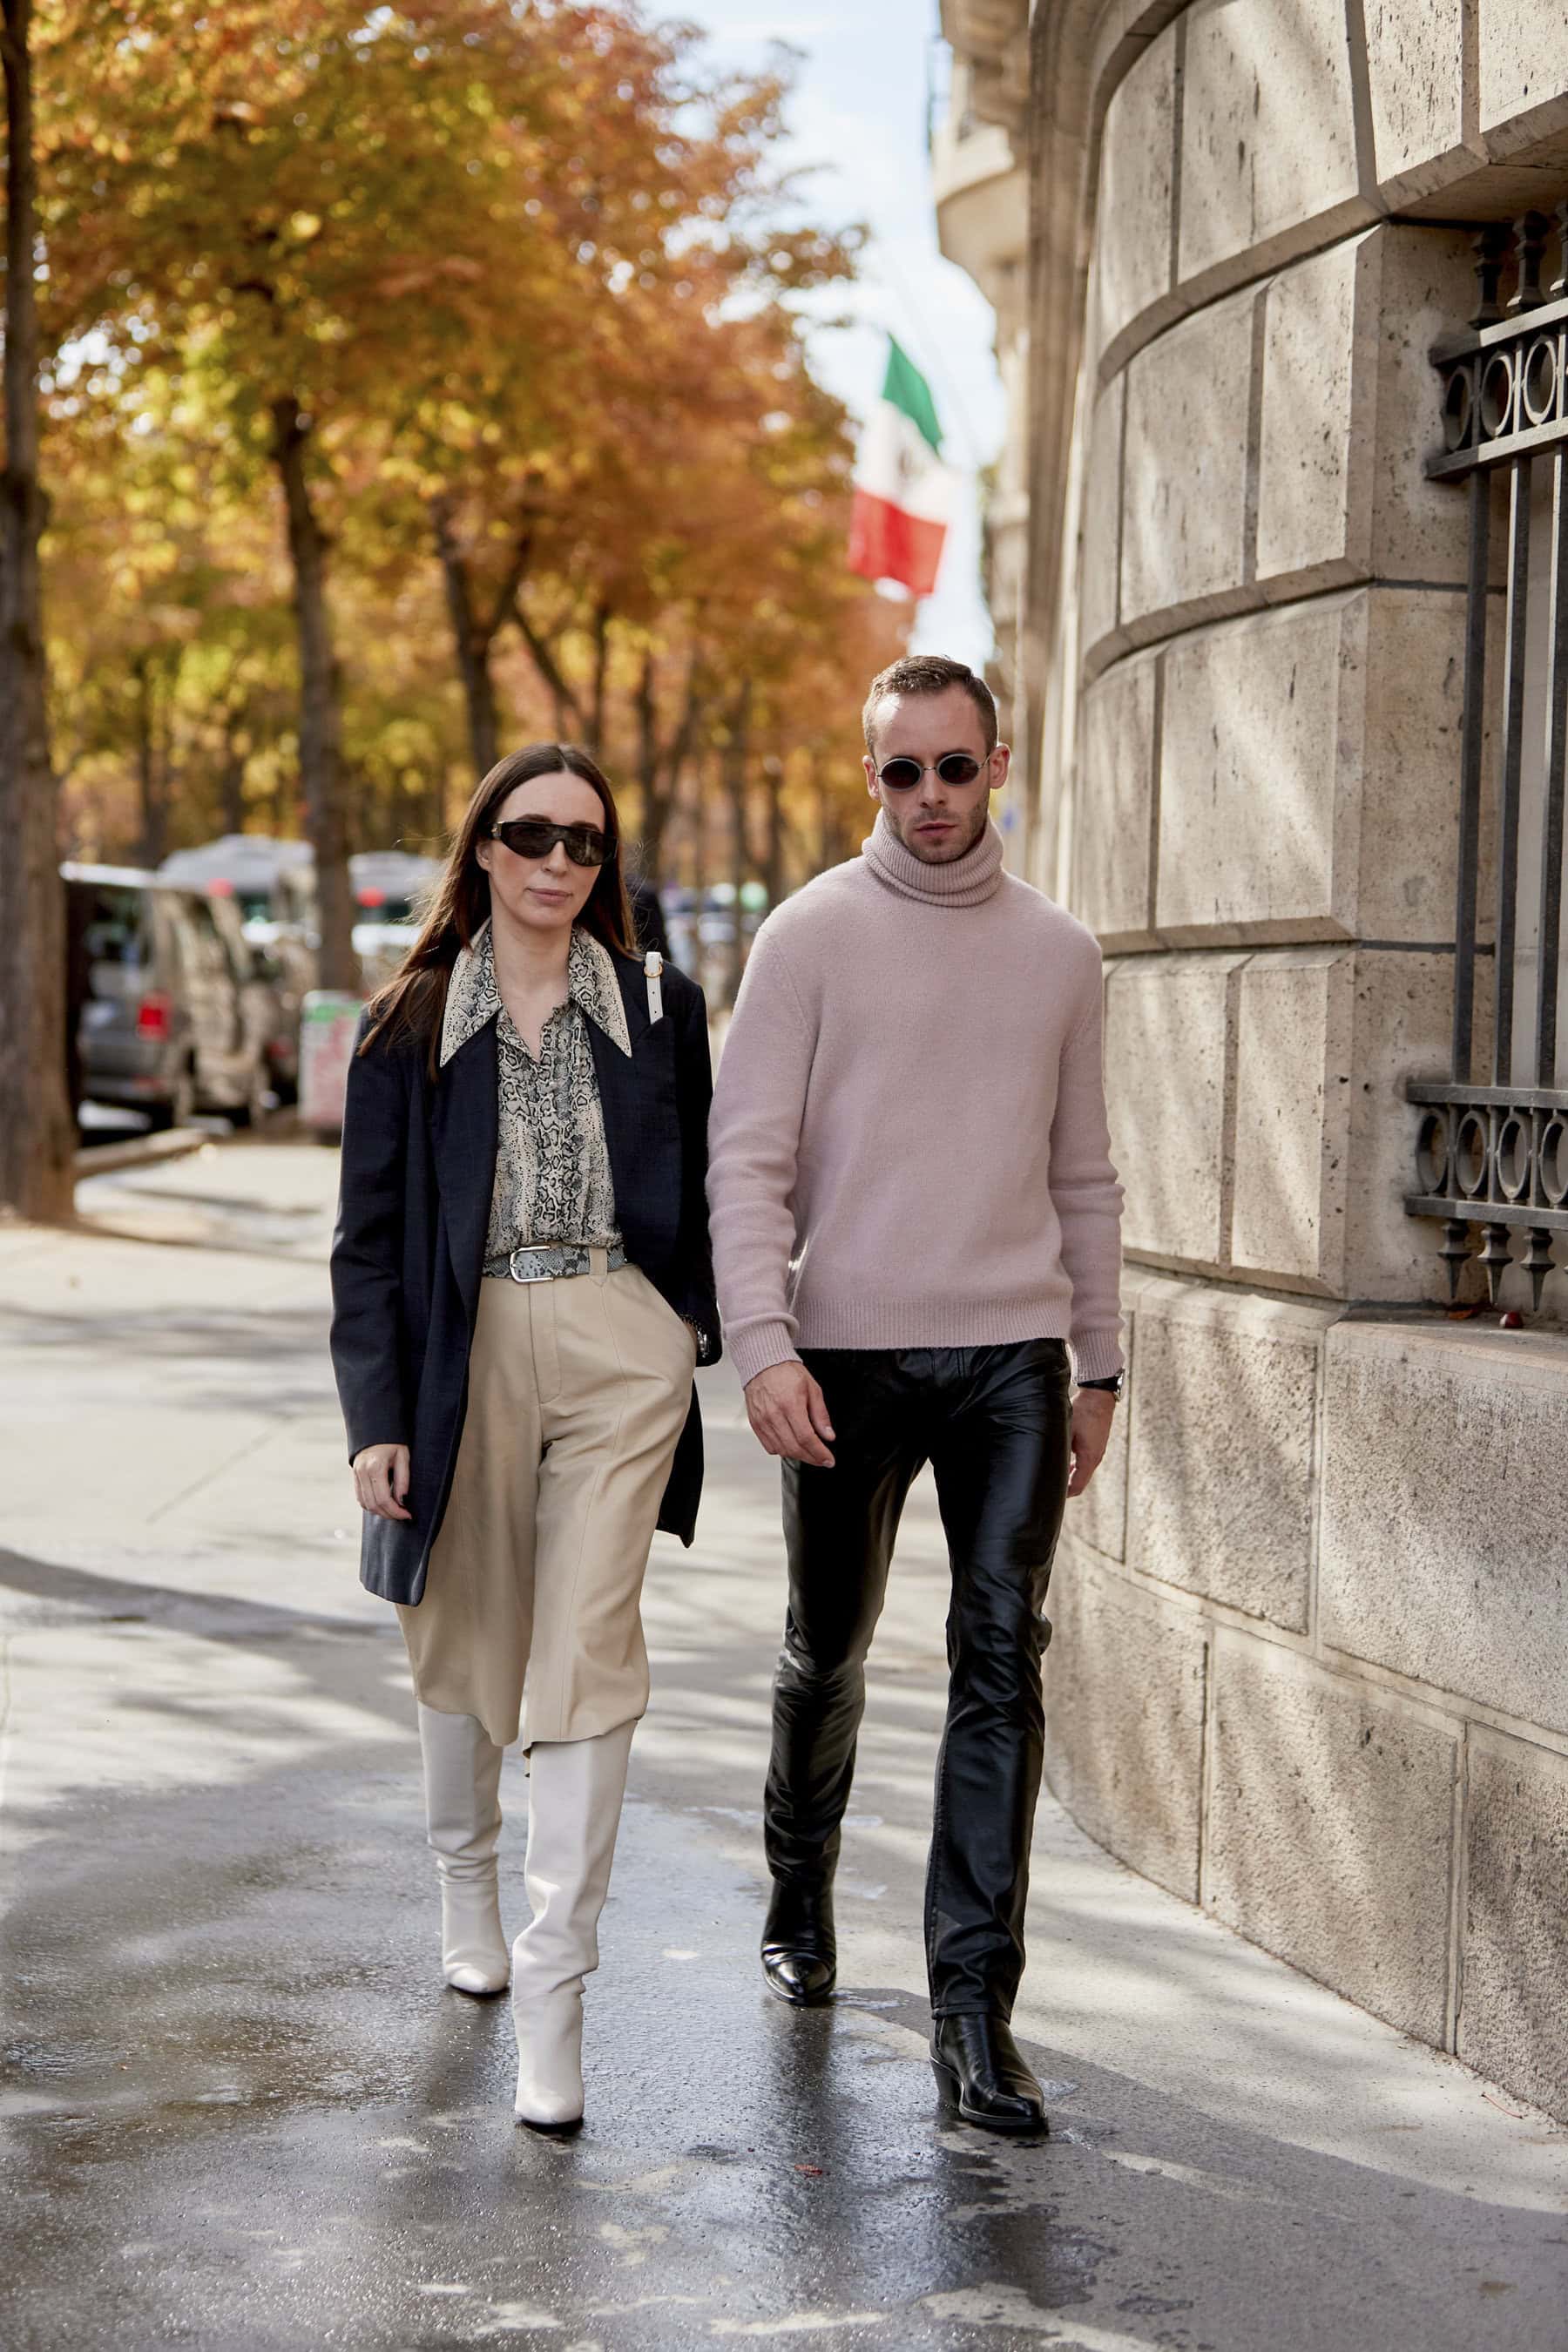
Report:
706,653,1123,2134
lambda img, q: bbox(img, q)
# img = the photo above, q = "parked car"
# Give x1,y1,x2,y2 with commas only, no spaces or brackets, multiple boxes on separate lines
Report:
160,837,316,1098
159,834,316,939
350,848,441,991
64,863,271,1129
207,891,301,1105
659,884,700,977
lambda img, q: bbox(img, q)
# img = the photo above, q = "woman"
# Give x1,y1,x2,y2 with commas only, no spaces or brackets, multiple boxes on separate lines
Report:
329,744,720,2132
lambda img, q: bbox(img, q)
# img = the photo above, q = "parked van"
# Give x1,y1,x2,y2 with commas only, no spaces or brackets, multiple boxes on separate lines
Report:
160,836,316,1098
64,864,272,1129
350,849,440,990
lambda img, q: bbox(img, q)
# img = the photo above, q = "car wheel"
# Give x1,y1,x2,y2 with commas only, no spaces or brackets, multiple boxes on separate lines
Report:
146,1061,197,1132
231,1059,270,1130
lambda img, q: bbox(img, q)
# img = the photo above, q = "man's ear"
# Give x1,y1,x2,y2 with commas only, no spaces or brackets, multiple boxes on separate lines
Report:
862,754,879,801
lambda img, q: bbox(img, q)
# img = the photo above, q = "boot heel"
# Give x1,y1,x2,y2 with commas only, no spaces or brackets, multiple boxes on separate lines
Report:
439,1873,510,1995
513,1983,585,2129
418,1707,509,1995
760,1878,836,2005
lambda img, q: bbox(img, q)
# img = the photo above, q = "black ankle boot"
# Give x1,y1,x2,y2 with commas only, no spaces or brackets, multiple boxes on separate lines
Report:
760,1878,836,2007
930,2015,1048,2133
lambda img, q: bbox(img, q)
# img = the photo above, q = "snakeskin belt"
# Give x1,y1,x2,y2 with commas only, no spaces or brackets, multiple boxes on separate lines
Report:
483,1242,629,1284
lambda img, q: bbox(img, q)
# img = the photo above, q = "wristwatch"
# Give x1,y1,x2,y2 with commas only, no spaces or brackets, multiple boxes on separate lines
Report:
1078,1372,1125,1401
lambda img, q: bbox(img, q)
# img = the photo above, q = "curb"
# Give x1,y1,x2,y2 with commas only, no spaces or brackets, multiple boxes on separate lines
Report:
73,1127,211,1181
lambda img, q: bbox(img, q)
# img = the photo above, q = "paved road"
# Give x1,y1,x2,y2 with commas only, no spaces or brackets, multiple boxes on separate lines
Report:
3,1137,1566,2350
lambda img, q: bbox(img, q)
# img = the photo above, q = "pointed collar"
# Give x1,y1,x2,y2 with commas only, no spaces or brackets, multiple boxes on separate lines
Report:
440,921,632,1068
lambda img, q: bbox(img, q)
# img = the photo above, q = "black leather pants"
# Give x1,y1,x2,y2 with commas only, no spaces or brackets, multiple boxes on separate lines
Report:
764,1341,1072,2018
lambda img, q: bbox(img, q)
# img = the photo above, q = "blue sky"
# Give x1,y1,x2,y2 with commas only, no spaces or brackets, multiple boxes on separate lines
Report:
671,3,1004,668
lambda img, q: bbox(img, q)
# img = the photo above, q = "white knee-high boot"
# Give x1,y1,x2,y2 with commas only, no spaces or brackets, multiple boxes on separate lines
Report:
417,1704,510,1996
511,1721,635,2129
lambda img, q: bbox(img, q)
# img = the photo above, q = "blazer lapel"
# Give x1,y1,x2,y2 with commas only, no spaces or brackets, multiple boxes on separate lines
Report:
588,953,654,1186
431,1018,499,1324
615,950,652,1055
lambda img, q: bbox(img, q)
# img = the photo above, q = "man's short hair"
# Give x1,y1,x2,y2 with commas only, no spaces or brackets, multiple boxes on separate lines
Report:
862,653,998,756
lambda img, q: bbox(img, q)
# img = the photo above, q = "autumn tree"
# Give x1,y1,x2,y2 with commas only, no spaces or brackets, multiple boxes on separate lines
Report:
39,3,834,977
40,385,298,859
505,279,909,929
0,0,74,1220
17,0,902,1076
45,388,473,863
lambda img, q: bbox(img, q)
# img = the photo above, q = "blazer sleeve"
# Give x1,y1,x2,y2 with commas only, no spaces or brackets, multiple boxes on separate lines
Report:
329,1021,414,1458
670,975,722,1364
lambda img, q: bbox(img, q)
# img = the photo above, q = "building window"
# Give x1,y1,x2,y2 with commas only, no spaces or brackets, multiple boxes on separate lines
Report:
1408,206,1568,1308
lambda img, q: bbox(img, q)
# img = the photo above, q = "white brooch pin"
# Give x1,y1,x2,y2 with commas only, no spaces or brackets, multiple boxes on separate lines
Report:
644,950,664,1025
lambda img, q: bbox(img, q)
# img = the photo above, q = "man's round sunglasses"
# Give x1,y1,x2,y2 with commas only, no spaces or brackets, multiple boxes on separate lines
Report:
875,750,992,792
490,817,610,868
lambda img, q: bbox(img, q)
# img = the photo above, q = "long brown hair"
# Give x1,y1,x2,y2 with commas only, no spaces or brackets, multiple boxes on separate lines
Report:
359,743,636,1068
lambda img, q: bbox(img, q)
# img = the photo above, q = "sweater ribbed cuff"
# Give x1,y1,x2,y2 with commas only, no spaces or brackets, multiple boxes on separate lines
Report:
729,1319,803,1390
1071,1328,1125,1383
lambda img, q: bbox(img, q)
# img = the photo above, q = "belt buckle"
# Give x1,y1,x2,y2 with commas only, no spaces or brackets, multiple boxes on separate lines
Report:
508,1248,553,1284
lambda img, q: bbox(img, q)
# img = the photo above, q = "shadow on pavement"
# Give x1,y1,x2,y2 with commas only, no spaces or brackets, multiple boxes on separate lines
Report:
3,1539,1565,2349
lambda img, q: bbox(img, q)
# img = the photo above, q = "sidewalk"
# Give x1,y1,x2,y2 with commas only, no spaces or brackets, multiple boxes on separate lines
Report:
2,1139,1565,2350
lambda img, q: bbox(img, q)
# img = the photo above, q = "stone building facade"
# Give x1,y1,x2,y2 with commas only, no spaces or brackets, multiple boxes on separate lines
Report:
936,0,1568,2121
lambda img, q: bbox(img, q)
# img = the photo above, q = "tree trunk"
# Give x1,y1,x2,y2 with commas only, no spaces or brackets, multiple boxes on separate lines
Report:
433,499,500,785
219,705,247,836
271,395,355,990
632,648,659,881
133,654,170,868
762,759,786,909
432,504,531,790
0,0,74,1219
511,598,584,742
424,760,445,852
817,770,855,873
723,681,752,1010
586,600,612,758
633,645,706,888
690,749,713,903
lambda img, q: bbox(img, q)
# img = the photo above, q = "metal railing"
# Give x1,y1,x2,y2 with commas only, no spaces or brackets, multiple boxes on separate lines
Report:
1407,206,1568,1305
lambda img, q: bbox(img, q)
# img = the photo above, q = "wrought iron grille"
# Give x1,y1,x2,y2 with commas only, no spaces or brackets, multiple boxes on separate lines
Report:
1407,206,1568,1306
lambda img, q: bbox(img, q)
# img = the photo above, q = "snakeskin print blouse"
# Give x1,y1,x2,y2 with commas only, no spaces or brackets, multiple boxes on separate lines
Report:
439,921,632,1258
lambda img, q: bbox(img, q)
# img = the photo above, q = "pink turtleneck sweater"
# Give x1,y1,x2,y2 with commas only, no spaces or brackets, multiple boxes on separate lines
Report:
706,814,1125,1389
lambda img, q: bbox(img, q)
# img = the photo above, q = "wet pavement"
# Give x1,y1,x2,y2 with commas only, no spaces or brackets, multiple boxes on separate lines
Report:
3,1139,1567,2350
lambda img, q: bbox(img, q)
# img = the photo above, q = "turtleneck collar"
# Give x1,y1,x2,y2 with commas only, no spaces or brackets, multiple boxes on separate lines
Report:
861,809,1005,908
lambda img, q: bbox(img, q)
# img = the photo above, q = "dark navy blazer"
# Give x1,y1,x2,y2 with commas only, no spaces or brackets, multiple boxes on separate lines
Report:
328,947,720,1608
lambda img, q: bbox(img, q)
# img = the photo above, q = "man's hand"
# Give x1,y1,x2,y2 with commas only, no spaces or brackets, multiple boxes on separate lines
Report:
744,1361,836,1468
1067,1389,1116,1498
353,1443,412,1522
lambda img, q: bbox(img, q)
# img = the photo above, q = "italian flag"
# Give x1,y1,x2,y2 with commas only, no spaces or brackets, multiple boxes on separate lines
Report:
848,339,956,598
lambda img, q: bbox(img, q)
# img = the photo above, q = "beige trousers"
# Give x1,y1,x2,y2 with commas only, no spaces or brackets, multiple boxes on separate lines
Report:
398,1259,696,1750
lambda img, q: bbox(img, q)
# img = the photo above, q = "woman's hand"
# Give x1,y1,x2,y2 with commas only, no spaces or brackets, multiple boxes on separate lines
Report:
353,1443,412,1522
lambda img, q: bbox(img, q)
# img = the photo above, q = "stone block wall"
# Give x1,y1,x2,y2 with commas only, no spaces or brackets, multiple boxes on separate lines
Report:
1017,0,1568,2125
1051,1310,1568,2108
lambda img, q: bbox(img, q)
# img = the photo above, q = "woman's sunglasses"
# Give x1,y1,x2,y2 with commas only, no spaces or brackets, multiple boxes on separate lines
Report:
875,750,991,791
490,818,611,868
